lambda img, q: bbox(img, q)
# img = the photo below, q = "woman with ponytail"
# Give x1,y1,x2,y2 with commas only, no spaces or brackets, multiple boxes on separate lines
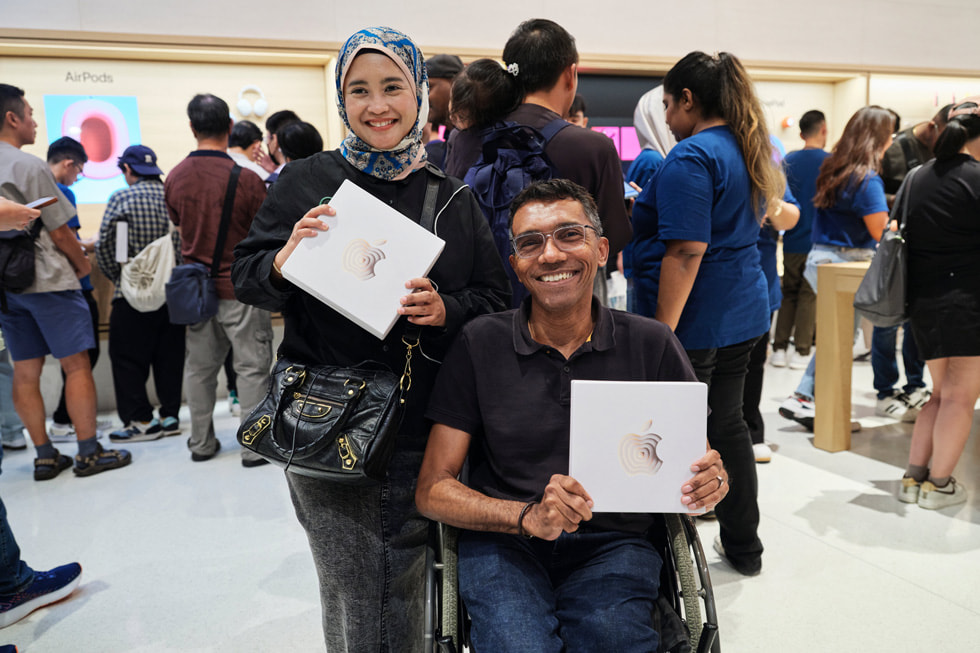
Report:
778,106,895,430
631,51,790,577
898,98,980,510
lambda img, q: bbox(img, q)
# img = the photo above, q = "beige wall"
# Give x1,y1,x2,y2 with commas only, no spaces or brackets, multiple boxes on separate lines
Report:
2,1,980,75
0,56,333,236
869,73,980,128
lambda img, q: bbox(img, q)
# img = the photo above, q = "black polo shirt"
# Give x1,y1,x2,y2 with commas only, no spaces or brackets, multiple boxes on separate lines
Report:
426,299,697,532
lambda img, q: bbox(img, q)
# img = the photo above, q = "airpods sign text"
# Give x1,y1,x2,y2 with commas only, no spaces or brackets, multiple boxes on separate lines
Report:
65,72,114,83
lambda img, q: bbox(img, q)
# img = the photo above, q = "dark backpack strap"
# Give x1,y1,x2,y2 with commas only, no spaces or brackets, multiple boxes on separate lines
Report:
539,117,572,144
419,174,441,233
897,134,921,171
210,165,242,278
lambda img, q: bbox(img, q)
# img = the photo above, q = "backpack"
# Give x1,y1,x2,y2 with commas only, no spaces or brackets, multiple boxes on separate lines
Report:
462,118,571,307
119,227,176,313
0,219,44,313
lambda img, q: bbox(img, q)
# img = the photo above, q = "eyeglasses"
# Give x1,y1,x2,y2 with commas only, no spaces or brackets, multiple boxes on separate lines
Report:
511,224,600,259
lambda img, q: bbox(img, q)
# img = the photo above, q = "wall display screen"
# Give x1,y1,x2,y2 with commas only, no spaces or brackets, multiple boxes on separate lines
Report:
575,74,662,169
43,95,142,204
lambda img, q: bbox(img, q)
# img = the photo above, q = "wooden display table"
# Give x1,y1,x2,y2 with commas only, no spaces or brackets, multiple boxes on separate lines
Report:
813,260,870,452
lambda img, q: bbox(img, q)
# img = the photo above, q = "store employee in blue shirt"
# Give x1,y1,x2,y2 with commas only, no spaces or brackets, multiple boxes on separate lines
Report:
630,51,790,577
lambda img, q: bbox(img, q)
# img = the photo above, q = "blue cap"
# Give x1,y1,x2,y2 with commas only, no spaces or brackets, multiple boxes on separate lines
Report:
118,144,163,176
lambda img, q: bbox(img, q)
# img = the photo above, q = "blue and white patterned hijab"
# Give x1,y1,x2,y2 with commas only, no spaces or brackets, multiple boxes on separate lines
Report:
336,26,429,181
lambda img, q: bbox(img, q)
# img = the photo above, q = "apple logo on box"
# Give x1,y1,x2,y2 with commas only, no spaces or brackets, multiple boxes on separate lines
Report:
343,239,387,281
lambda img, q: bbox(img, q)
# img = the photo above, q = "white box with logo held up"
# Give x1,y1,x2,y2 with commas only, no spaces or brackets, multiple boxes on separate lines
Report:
281,179,446,339
569,380,708,513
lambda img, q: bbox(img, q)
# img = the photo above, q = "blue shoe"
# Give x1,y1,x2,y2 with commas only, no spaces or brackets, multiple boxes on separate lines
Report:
0,563,82,627
109,419,162,443
160,416,181,436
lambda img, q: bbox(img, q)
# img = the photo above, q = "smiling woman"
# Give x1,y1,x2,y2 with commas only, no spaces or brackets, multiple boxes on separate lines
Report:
231,25,510,653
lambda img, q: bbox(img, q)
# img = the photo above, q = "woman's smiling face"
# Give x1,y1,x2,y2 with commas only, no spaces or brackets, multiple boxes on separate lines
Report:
343,51,418,151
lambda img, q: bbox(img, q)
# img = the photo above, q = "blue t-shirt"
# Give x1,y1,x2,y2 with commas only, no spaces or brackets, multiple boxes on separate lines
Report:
811,173,888,250
57,183,93,291
630,125,769,350
782,148,829,254
623,149,667,279
757,185,800,313
627,149,665,190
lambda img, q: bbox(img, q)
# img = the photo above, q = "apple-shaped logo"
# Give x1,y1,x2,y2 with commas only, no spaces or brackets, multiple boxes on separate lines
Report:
618,419,663,476
343,238,387,280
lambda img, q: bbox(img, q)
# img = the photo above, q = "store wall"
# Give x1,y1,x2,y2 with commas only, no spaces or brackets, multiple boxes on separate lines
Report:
3,1,980,74
0,56,331,232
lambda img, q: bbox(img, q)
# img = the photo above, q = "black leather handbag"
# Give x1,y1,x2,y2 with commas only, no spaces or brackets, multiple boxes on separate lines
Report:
237,334,418,483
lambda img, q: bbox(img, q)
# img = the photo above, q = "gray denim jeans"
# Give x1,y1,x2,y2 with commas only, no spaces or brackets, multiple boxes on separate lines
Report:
286,430,428,652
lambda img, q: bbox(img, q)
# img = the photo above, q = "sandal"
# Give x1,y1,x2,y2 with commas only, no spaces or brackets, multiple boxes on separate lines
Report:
34,449,73,481
73,442,132,477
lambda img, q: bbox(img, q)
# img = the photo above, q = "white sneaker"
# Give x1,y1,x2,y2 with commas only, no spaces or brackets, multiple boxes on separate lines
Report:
228,391,241,416
918,478,967,510
753,442,772,463
48,422,76,442
789,351,811,370
875,392,909,420
1,430,27,450
770,349,787,367
898,477,921,504
901,389,931,423
778,394,815,430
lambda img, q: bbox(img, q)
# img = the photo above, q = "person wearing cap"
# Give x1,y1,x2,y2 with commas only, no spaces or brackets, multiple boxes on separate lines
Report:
0,83,131,479
95,144,186,443
424,53,464,169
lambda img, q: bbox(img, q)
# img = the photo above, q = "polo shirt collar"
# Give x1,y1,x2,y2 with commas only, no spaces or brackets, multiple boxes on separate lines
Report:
512,296,617,356
187,150,234,160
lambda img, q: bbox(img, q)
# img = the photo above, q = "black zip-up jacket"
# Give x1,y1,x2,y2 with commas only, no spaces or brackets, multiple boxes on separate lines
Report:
232,150,510,434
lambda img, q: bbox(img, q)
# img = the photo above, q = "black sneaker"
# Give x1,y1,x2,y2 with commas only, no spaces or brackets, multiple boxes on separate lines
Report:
0,563,82,627
713,536,762,576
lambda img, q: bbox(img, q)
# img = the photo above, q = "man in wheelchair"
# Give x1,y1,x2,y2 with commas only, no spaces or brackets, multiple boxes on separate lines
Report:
416,179,729,652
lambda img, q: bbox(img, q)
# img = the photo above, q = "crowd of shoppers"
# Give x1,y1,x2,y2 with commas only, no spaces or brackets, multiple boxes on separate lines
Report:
0,16,975,649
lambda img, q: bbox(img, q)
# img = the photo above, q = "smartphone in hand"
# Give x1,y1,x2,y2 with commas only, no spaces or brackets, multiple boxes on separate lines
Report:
26,196,58,209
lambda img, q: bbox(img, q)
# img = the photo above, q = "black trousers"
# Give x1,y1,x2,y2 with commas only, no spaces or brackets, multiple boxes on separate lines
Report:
742,316,774,446
107,298,186,425
686,337,764,565
52,289,100,425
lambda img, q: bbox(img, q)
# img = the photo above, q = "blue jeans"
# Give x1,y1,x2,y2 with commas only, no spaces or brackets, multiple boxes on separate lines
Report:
871,323,925,399
796,245,875,400
459,528,661,653
0,347,24,439
0,436,33,595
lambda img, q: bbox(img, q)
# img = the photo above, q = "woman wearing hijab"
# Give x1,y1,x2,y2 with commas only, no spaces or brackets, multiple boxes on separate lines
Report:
623,86,678,311
232,27,510,651
627,85,677,190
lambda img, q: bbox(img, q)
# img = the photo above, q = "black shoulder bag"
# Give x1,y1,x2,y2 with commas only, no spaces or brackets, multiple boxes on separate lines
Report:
237,174,441,483
165,165,241,324
0,219,44,313
854,166,919,327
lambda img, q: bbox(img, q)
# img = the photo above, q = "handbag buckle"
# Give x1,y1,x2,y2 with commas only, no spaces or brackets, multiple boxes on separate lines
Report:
344,378,367,397
282,367,306,388
337,434,358,470
241,414,272,445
